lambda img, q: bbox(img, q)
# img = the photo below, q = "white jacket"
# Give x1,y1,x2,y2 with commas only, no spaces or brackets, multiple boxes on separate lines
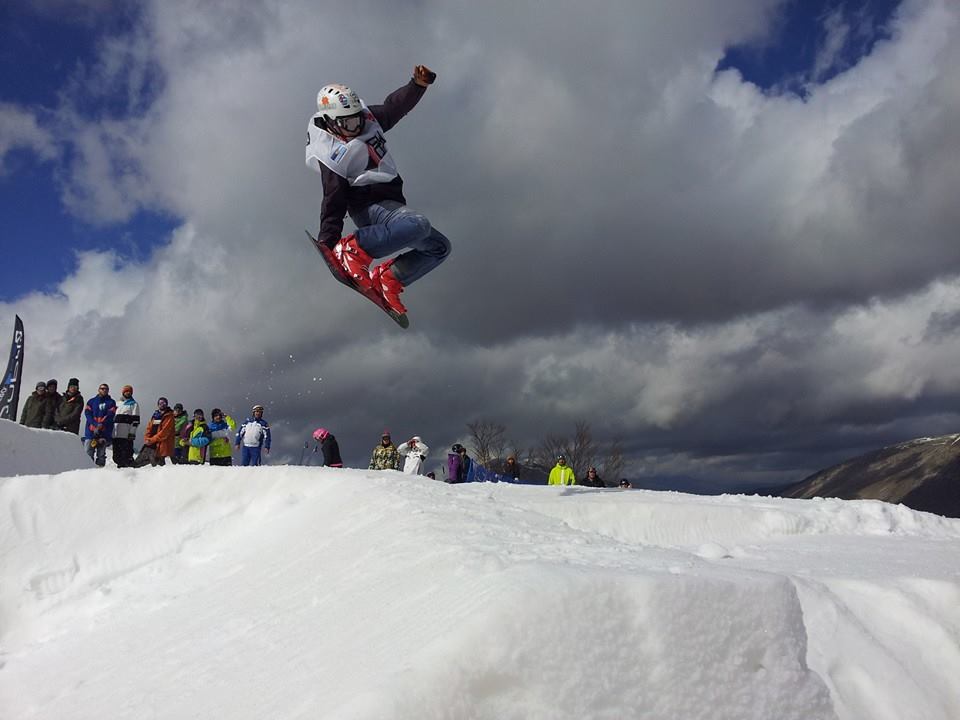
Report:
114,398,140,440
396,437,428,475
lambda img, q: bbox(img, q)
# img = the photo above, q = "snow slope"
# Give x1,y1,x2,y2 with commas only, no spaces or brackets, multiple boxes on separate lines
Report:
1,424,959,719
0,422,89,476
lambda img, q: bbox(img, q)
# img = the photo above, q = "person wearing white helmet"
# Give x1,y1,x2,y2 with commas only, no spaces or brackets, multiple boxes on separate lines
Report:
305,64,450,320
235,404,272,466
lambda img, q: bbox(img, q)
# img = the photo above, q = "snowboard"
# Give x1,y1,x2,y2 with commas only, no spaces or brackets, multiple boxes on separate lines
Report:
305,230,409,329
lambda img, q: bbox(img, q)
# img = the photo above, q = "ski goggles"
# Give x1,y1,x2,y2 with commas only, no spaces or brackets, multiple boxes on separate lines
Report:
335,112,364,134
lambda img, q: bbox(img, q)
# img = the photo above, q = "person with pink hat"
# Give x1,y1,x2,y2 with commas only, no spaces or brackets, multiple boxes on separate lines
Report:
311,427,343,468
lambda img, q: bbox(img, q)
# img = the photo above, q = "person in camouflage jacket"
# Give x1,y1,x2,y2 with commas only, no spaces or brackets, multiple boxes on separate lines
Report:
368,431,400,471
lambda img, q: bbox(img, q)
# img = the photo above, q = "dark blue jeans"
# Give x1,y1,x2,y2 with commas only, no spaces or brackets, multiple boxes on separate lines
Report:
350,201,451,285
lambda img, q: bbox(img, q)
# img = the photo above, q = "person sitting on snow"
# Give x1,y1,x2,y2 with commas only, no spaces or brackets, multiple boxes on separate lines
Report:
140,397,176,467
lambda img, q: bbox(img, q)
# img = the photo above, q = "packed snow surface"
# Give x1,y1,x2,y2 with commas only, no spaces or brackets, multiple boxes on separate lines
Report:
1,425,959,719
0,422,90,476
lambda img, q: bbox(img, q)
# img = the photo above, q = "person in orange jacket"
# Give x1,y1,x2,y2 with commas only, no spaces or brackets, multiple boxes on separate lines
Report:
141,397,176,466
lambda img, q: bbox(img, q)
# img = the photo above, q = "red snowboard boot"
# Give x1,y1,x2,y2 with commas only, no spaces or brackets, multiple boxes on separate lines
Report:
333,235,373,290
370,260,407,314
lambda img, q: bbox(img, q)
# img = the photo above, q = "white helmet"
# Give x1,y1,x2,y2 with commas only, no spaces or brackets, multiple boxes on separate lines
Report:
317,83,365,136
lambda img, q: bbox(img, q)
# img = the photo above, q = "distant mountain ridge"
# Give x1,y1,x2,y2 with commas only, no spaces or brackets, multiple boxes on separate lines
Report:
783,434,960,518
630,475,779,496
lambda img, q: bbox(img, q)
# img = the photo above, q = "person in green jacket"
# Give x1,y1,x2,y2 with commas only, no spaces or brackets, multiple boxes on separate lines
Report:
548,454,576,486
19,382,52,428
171,403,189,464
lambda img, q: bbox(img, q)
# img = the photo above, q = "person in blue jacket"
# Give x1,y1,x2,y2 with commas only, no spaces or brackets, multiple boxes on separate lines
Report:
207,408,236,466
83,383,117,467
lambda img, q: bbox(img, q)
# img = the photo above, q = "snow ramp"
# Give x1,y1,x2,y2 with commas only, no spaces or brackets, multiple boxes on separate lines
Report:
2,468,958,720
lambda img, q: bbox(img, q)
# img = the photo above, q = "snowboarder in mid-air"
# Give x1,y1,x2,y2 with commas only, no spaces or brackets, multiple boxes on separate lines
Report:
305,64,450,327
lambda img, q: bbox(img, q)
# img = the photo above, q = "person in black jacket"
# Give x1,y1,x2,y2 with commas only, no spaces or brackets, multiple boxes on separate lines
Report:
54,378,84,434
43,379,62,429
305,65,450,316
580,467,605,488
504,455,521,483
312,427,343,467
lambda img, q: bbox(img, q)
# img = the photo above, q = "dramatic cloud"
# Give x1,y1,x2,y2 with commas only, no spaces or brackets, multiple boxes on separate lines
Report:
3,0,960,485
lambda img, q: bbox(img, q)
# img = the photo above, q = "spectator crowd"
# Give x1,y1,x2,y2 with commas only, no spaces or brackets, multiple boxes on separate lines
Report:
19,377,631,488
19,378,271,469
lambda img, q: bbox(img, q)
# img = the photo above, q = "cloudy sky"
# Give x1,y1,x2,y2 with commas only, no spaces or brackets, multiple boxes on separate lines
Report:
2,0,959,486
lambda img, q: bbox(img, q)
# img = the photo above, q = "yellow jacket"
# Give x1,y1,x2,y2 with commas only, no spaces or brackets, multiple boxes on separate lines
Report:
548,464,576,485
208,415,236,459
188,420,211,464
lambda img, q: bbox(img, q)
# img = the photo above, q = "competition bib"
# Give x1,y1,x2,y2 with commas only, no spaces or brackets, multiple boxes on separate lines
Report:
305,107,399,186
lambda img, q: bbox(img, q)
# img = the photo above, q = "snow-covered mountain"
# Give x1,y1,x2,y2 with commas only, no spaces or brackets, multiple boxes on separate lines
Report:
785,433,960,518
2,422,959,719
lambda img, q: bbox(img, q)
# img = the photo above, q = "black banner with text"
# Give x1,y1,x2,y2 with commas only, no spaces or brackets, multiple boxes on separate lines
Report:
0,315,25,422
